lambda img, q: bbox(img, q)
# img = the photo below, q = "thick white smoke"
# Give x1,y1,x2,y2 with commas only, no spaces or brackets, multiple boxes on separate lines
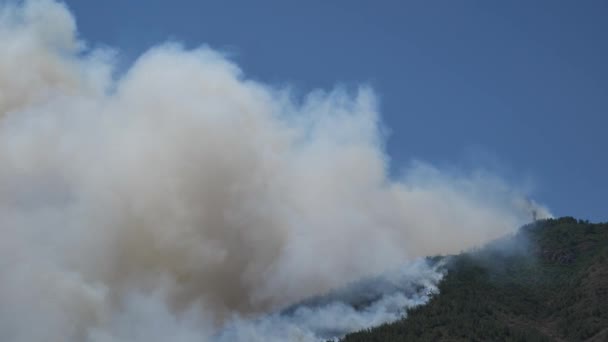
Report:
0,1,551,341
214,258,445,342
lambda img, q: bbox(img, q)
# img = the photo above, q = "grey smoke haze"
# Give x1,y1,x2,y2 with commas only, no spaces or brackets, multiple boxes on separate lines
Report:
0,1,551,341
214,258,445,342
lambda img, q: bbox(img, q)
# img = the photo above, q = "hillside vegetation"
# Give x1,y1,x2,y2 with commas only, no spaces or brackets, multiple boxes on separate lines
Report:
339,217,608,341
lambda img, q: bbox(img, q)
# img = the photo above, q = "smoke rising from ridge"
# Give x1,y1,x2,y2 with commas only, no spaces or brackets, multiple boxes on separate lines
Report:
0,1,550,341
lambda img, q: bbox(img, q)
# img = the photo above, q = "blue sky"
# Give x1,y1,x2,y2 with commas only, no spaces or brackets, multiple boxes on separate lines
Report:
64,0,607,221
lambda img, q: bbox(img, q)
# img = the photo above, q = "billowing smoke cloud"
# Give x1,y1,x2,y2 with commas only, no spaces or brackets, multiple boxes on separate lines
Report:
0,1,550,341
214,258,445,342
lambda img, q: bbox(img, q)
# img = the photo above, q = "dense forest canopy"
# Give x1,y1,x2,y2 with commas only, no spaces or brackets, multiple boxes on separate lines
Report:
339,217,608,342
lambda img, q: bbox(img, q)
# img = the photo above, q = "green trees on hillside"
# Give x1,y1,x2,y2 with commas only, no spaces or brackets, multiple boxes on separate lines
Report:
339,218,608,341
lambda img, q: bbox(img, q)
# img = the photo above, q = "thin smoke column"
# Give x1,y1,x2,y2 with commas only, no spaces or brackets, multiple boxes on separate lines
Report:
0,1,551,341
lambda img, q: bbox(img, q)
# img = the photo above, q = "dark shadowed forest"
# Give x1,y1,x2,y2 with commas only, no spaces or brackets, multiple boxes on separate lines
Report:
338,218,608,341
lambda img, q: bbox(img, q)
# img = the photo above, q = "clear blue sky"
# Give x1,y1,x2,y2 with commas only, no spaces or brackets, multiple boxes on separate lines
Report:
64,0,607,222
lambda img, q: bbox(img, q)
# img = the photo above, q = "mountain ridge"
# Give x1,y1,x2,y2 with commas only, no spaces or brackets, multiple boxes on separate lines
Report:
338,217,608,341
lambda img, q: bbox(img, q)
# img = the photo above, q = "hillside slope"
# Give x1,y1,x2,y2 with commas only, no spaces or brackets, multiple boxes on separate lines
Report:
340,217,608,341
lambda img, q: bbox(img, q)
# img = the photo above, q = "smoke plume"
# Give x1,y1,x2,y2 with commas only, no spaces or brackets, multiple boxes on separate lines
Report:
0,1,550,341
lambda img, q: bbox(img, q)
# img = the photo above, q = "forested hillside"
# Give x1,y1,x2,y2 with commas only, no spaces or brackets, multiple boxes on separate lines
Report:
339,217,608,341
